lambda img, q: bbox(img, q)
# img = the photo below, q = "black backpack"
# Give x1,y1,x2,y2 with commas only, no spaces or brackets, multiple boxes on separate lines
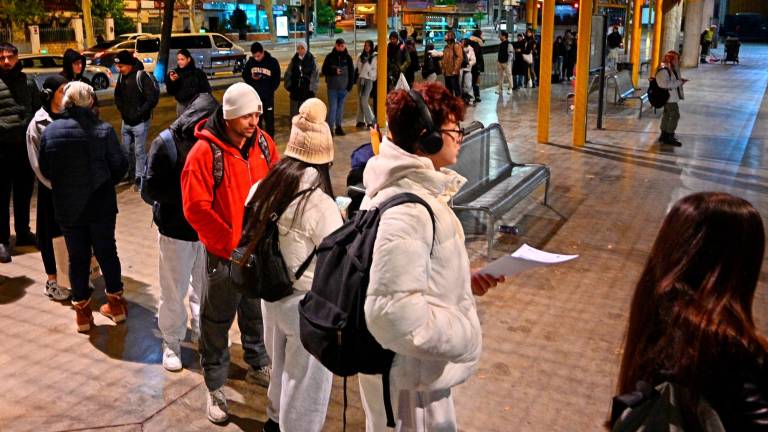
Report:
229,187,317,301
647,68,671,109
298,192,436,428
611,381,725,432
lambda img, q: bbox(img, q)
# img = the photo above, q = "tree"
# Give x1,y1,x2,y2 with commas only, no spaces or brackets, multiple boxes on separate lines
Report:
155,0,174,83
263,0,275,42
0,0,44,25
317,1,334,28
92,0,135,35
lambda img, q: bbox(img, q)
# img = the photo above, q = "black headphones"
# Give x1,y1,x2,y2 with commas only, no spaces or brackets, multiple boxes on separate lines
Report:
40,87,53,103
408,90,443,155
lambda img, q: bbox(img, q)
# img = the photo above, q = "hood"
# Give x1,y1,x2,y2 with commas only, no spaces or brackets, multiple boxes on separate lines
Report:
0,61,23,80
194,106,257,158
171,92,219,152
469,35,484,46
363,138,466,201
62,50,86,80
176,57,197,71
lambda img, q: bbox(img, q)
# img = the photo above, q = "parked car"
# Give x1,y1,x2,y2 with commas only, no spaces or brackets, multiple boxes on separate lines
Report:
83,33,152,61
355,16,368,28
164,33,246,74
90,36,160,72
19,54,115,90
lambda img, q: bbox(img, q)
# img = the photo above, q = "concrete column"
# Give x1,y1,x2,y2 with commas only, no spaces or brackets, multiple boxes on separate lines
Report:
28,25,40,54
682,0,704,67
105,17,115,40
661,0,682,54
71,18,85,50
703,0,715,26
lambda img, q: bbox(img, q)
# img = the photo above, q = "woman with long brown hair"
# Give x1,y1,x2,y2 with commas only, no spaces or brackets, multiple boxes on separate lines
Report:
614,192,768,430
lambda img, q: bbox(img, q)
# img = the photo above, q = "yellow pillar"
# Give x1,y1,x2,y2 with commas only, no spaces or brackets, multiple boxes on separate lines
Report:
526,0,534,27
82,0,96,48
376,0,389,128
533,1,539,30
630,0,643,87
537,0,555,144
651,0,663,71
572,0,593,147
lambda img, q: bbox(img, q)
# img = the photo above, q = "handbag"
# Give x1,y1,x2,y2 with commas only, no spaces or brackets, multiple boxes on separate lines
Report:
523,53,534,64
52,236,102,289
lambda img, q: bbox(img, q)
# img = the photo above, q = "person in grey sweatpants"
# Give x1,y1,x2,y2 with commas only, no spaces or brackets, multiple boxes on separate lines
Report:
655,50,687,146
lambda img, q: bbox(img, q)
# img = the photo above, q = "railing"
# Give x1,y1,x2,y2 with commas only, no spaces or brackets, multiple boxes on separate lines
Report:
38,27,76,43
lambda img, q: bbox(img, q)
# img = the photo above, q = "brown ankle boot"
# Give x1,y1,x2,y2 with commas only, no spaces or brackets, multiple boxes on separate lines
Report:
73,299,94,333
100,291,127,323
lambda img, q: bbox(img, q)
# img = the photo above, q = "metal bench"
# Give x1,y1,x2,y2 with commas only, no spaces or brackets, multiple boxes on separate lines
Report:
609,70,649,118
565,74,602,113
450,123,550,256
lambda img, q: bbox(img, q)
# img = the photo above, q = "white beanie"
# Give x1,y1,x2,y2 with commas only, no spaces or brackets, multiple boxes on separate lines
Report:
223,82,263,120
62,81,95,109
284,98,334,165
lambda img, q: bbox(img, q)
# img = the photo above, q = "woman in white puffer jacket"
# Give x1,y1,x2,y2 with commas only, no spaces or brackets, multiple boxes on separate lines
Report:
358,83,503,432
243,98,342,432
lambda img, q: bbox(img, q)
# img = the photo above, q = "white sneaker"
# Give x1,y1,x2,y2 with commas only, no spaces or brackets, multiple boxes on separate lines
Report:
245,365,271,387
162,342,182,372
45,280,71,301
206,388,229,424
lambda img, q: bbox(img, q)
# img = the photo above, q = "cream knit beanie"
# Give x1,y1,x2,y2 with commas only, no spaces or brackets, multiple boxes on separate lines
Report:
223,82,263,120
284,98,334,164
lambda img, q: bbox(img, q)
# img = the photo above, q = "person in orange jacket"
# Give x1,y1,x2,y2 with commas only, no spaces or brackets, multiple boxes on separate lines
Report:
181,82,280,424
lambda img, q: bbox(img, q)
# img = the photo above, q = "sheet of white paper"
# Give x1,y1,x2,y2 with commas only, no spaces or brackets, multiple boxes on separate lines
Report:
479,244,578,277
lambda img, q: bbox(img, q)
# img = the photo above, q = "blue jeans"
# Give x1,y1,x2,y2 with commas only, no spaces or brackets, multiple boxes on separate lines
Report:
327,88,348,128
121,119,150,178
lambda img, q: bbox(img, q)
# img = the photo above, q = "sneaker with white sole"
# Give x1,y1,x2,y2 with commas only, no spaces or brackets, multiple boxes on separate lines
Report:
45,280,71,301
162,341,182,372
245,365,271,387
206,388,229,424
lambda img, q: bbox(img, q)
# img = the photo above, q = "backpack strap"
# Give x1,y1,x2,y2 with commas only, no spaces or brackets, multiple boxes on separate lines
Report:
158,129,177,167
257,131,272,167
208,141,224,192
136,70,145,94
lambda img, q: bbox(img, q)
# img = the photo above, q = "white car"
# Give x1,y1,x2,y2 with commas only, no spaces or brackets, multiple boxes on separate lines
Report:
355,16,368,28
19,54,115,90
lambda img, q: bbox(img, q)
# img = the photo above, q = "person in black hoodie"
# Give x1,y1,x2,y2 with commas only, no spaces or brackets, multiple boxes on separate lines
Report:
166,48,212,116
468,29,484,102
0,42,41,263
242,42,281,138
114,50,159,186
321,38,354,136
283,41,319,117
39,81,128,333
144,92,218,372
61,48,91,85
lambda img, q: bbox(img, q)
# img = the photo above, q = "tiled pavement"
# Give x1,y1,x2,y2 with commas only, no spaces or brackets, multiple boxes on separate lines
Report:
1,45,768,431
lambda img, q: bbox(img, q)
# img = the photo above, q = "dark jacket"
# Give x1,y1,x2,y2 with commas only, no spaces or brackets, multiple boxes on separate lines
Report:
115,60,158,126
39,107,127,225
607,31,623,49
284,52,319,101
166,59,211,105
553,40,566,58
241,51,281,107
61,49,92,85
468,35,484,73
512,40,528,75
322,48,355,92
0,61,41,145
386,41,410,79
145,93,219,241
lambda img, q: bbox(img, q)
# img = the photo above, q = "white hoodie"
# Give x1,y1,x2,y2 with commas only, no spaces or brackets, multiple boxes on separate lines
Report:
361,138,482,392
26,107,54,189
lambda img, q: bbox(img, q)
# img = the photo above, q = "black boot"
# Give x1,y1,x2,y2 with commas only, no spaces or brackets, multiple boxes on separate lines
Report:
669,133,682,146
263,418,280,432
0,243,11,263
659,131,670,144
335,126,345,136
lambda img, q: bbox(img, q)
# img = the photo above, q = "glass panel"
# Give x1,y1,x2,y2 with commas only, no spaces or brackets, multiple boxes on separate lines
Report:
169,36,212,49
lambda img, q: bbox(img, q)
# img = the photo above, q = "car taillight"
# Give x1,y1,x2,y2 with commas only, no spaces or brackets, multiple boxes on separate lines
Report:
95,52,104,58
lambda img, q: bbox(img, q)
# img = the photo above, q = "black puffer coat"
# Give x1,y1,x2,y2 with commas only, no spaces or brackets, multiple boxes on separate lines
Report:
0,61,41,145
144,93,219,241
166,58,211,105
39,107,127,225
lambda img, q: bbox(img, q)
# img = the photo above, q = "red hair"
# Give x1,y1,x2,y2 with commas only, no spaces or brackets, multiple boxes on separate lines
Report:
386,82,465,154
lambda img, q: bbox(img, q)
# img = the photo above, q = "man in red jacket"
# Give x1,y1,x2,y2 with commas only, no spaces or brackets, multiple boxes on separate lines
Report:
181,82,280,424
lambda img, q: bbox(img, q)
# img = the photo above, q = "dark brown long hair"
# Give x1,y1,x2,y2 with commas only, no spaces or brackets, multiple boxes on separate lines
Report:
617,192,767,399
240,157,333,258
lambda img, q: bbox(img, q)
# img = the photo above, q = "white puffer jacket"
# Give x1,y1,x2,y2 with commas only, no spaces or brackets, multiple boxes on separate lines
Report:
26,107,54,189
361,138,482,392
246,168,343,293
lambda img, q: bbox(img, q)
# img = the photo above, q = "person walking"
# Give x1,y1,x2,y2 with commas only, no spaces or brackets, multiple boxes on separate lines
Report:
321,38,354,136
403,39,419,88
181,83,279,424
61,49,91,85
144,92,219,372
114,50,159,187
655,51,687,146
553,36,565,81
166,48,212,116
468,29,484,103
524,28,538,87
612,192,768,430
243,98,342,432
386,31,409,91
242,42,281,138
461,38,477,105
283,41,319,117
26,75,69,300
422,43,442,83
39,82,128,333
606,25,623,71
0,42,40,263
512,33,527,89
563,31,576,81
355,40,377,129
441,31,463,97
496,30,514,94
357,82,503,430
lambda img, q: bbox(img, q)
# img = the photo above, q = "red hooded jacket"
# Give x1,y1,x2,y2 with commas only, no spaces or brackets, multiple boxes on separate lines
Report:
181,113,280,259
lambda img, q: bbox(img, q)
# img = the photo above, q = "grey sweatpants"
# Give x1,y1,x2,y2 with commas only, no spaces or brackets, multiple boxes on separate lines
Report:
661,102,680,133
199,253,270,391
